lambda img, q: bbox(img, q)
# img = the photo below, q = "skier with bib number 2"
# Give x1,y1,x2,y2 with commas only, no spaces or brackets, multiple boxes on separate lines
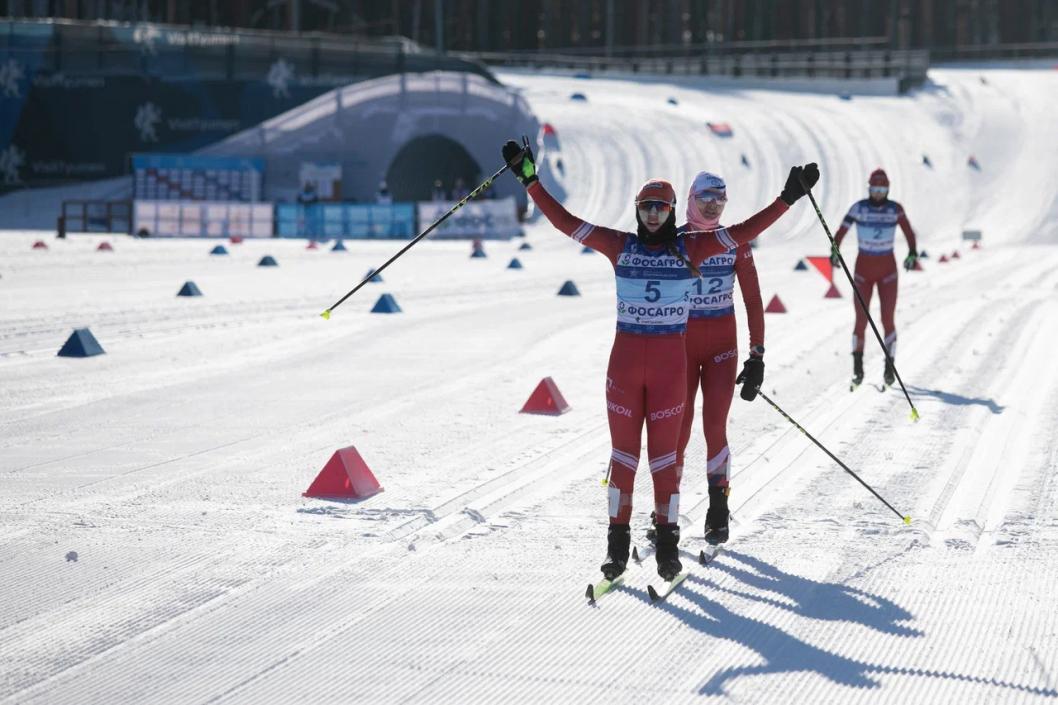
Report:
831,168,918,389
501,138,818,582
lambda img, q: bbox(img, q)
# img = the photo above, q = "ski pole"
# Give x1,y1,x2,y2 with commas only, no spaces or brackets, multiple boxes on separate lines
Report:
755,387,911,525
797,175,920,422
320,162,511,319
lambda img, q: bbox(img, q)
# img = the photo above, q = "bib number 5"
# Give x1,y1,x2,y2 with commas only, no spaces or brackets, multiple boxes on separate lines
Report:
645,280,661,303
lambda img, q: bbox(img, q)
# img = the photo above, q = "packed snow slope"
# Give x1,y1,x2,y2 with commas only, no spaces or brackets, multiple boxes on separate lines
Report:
2,66,1058,704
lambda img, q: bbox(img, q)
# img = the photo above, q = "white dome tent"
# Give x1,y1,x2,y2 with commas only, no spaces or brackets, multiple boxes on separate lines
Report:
200,71,541,209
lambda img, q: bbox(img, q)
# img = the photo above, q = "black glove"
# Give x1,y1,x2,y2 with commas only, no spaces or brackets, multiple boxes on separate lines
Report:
779,162,820,205
501,139,538,187
903,251,918,271
735,355,765,401
830,244,841,267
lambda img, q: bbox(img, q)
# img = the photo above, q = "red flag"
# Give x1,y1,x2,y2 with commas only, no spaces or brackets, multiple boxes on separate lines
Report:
804,256,834,283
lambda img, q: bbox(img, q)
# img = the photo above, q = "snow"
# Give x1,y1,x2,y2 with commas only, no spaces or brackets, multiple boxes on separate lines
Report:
2,66,1058,703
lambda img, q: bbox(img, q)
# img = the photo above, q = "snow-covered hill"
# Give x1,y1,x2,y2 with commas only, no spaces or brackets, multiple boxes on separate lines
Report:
1,66,1057,704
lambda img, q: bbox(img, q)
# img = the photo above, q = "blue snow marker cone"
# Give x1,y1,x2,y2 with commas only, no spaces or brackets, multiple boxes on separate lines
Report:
581,245,593,254
331,239,347,252
365,268,383,283
371,293,402,314
508,257,523,269
210,245,228,256
794,260,809,271
177,281,202,297
57,328,105,358
519,242,533,251
258,255,278,267
471,248,487,259
557,280,581,297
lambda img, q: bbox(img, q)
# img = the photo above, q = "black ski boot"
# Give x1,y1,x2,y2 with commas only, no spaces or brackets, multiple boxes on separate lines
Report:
704,485,730,545
851,352,864,388
600,523,631,580
884,356,896,387
645,511,657,544
654,523,683,581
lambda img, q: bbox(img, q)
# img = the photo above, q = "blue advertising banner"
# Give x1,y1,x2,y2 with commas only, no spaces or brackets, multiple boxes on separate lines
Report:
276,203,416,239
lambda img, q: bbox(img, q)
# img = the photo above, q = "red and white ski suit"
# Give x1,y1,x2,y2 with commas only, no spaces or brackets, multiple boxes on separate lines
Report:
527,181,788,525
676,242,764,489
834,199,917,355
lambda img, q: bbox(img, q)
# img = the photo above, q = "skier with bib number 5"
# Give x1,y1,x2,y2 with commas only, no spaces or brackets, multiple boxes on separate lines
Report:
830,168,918,389
501,138,818,583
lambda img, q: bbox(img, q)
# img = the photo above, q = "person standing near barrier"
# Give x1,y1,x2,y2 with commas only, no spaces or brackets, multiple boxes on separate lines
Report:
673,171,766,546
501,138,818,582
831,168,918,389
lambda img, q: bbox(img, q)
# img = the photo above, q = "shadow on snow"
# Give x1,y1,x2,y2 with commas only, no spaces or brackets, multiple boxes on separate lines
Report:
634,550,1056,699
908,385,1005,414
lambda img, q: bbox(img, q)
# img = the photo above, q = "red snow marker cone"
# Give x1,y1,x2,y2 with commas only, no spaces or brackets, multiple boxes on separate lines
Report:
230,235,244,244
913,258,924,271
303,446,383,499
32,240,48,250
97,241,113,251
824,282,842,299
939,254,949,263
765,295,787,313
951,250,960,259
805,256,834,283
520,377,571,415
307,240,318,250
972,241,981,250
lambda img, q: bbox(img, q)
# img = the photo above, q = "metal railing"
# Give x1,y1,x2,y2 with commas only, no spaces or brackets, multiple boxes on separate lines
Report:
931,41,1058,62
469,47,931,88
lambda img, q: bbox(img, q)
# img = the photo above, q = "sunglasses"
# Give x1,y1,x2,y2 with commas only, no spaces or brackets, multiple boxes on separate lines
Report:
869,186,888,194
694,190,728,204
636,200,673,213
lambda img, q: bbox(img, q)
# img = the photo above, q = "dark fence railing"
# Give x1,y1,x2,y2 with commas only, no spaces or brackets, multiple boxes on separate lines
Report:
930,41,1058,63
469,47,931,92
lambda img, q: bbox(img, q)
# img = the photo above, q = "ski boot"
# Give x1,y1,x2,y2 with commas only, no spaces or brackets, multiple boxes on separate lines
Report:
654,523,683,581
704,485,730,545
600,523,631,580
883,356,896,387
851,352,864,390
645,511,657,544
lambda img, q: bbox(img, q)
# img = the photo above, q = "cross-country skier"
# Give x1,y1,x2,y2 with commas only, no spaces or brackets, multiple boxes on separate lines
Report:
501,139,818,581
676,171,765,546
831,168,918,388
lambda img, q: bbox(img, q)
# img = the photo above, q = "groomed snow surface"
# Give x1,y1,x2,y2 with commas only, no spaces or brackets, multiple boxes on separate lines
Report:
3,66,1058,704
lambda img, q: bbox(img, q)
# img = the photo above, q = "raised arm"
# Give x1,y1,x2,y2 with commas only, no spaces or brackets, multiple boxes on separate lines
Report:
684,163,817,264
503,139,626,262
683,198,788,263
526,181,626,261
